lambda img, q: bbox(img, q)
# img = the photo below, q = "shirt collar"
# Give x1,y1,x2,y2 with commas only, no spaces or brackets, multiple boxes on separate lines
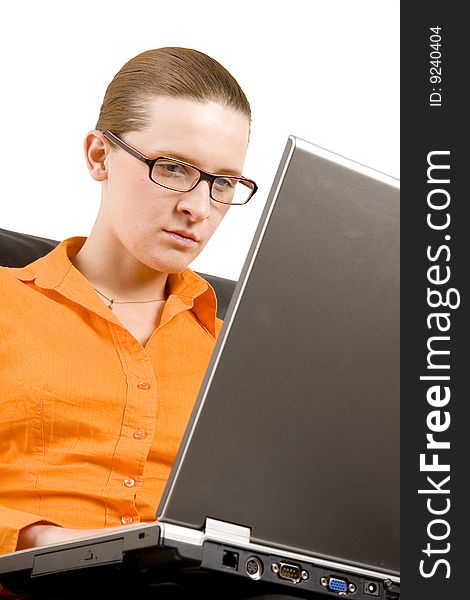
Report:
162,269,218,337
11,236,219,338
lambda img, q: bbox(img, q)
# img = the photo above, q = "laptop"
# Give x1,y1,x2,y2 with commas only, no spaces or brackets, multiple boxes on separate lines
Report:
0,136,400,599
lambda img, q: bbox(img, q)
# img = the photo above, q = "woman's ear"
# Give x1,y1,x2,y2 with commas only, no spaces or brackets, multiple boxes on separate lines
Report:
84,131,109,182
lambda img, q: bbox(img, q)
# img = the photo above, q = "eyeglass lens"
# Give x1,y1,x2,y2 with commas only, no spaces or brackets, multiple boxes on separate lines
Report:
151,159,254,205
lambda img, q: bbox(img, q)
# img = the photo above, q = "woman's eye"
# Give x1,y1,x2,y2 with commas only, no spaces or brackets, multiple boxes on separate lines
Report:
155,160,188,177
164,163,185,175
214,177,235,190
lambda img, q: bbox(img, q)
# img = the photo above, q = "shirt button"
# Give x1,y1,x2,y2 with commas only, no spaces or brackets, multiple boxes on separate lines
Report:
121,515,134,525
137,381,151,390
123,478,135,488
133,428,146,440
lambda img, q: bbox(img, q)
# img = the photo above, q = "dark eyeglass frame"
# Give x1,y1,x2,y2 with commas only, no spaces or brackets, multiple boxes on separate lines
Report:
102,130,258,205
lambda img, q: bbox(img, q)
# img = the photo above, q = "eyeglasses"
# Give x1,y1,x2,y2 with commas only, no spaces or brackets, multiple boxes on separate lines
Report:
102,131,258,206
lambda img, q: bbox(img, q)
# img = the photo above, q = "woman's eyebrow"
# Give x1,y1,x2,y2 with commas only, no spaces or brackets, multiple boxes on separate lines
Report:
152,149,242,176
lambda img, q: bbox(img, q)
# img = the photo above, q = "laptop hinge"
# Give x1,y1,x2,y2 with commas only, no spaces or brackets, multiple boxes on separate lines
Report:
204,518,251,545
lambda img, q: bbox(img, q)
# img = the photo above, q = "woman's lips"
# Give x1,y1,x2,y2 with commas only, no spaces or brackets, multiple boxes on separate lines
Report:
164,230,199,247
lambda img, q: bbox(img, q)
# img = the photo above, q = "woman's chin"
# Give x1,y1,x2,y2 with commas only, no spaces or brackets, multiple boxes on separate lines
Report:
141,254,195,275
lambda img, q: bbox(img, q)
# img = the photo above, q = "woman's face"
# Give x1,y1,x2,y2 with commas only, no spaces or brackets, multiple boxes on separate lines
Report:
99,96,251,274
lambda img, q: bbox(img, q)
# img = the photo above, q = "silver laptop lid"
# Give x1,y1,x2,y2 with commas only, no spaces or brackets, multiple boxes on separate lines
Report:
158,136,400,576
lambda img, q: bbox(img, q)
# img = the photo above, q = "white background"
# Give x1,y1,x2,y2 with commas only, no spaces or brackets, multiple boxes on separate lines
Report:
0,0,399,280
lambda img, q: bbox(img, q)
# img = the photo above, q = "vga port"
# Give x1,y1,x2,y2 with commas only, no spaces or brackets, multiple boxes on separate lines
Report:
320,575,355,595
328,577,348,593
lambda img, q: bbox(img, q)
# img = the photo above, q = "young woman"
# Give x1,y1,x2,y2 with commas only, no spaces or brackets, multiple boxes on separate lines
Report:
0,48,257,554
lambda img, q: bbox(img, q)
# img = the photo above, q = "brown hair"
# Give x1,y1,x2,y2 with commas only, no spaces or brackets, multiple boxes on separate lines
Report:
95,47,251,136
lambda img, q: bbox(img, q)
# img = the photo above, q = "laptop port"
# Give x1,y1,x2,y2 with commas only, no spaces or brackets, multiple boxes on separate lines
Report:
320,576,356,595
272,562,309,584
364,580,380,596
222,550,239,570
245,556,263,580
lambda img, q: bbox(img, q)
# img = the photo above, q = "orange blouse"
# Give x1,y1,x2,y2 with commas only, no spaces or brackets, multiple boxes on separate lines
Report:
0,237,222,555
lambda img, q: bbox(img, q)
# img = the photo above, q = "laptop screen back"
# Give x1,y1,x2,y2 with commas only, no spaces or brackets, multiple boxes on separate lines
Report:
158,136,400,576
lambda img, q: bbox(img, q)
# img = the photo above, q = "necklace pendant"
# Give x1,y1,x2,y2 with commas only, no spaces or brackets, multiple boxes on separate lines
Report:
108,299,114,310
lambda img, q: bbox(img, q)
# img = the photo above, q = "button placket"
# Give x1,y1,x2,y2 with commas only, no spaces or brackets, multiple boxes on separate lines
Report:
103,329,157,527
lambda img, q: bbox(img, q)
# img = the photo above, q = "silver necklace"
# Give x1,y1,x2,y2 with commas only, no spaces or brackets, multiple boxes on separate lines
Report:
94,287,166,311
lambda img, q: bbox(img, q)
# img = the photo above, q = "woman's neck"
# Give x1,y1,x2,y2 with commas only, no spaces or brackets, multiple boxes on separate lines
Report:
71,228,169,302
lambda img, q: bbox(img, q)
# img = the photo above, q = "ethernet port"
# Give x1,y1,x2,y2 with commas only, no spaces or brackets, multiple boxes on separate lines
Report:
222,550,239,571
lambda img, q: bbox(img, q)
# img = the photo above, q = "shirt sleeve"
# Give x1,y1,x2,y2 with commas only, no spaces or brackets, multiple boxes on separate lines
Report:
0,505,59,556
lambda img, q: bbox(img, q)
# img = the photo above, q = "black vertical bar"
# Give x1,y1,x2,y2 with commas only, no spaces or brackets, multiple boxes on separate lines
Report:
401,3,466,599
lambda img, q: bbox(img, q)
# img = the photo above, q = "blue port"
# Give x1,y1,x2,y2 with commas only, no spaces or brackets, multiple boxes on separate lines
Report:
328,577,348,593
